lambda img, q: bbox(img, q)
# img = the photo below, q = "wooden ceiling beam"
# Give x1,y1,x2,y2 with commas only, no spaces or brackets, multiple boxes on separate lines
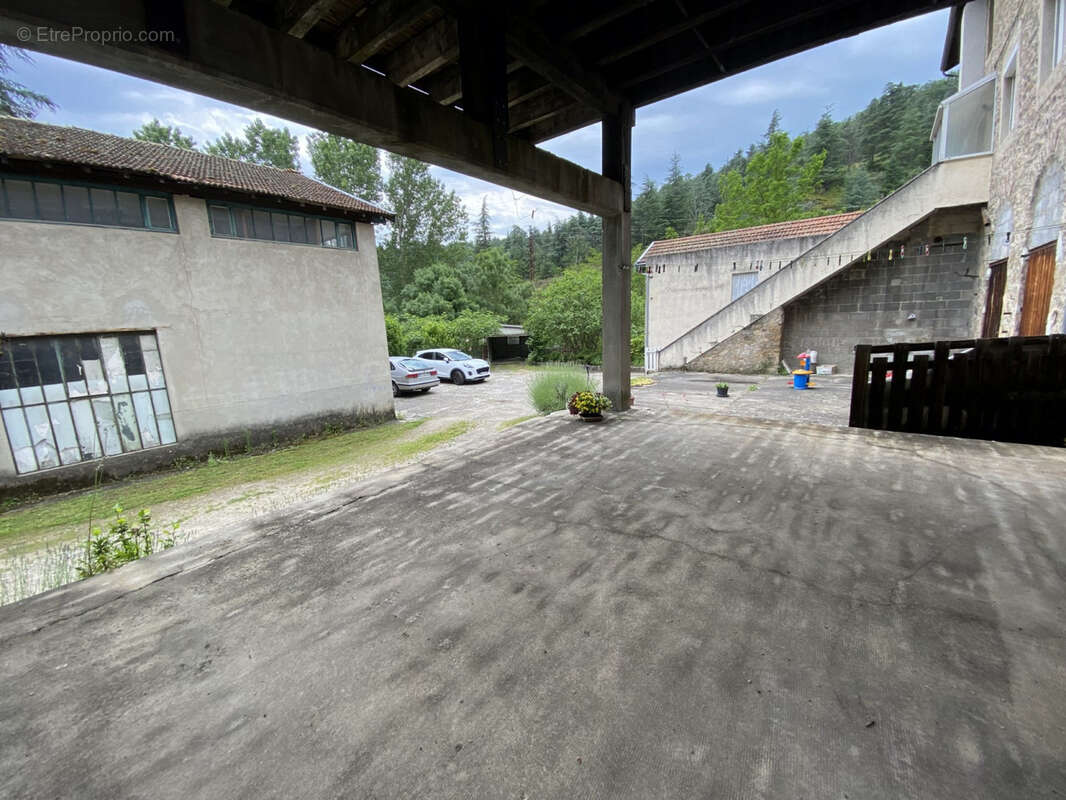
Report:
561,0,657,43
0,0,623,216
378,16,459,86
502,7,624,116
626,0,955,106
279,0,338,38
335,0,436,64
596,0,746,66
508,89,577,133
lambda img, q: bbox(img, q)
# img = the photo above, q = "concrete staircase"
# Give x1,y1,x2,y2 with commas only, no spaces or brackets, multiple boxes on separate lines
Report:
654,155,991,370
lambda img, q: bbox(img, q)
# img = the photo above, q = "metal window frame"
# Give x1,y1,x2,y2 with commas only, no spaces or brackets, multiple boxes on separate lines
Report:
0,331,177,474
203,199,359,250
0,173,179,233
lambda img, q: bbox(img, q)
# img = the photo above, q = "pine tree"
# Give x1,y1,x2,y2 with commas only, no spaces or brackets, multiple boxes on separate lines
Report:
474,197,492,252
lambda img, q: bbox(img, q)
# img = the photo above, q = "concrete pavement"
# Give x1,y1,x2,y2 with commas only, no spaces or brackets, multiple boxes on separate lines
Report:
1,409,1064,798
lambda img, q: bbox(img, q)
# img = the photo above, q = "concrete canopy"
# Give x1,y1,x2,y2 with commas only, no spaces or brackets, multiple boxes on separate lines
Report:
0,0,957,408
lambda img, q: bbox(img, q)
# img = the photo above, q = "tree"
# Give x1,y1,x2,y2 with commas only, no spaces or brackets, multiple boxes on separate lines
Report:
632,177,666,246
842,165,882,211
525,256,644,364
204,118,300,169
307,132,382,201
460,247,529,321
711,131,825,231
474,197,492,252
378,153,467,303
132,118,195,149
0,46,55,118
660,153,693,235
400,262,469,317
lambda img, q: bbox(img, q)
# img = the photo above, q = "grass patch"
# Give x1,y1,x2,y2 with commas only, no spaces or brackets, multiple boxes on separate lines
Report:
0,419,432,545
527,364,592,414
498,414,540,430
631,376,654,388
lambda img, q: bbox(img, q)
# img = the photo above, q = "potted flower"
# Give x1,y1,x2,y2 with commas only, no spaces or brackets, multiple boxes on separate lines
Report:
568,390,612,422
716,382,729,398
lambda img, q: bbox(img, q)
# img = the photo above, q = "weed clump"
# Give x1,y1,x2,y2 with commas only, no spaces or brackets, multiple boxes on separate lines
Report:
77,505,179,579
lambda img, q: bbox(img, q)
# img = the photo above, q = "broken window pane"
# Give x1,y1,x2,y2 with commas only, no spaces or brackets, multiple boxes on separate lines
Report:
91,188,118,225
4,179,35,218
271,212,290,242
69,400,101,460
48,402,80,465
92,397,122,456
145,196,172,229
58,338,87,397
2,408,36,473
120,334,147,391
64,185,92,223
116,191,143,227
34,340,65,402
24,405,59,469
11,341,43,406
143,348,165,389
111,394,141,451
35,182,64,221
0,353,18,408
99,336,128,393
132,392,159,447
151,389,176,444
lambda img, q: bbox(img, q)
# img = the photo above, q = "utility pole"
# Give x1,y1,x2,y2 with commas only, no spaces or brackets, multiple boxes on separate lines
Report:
528,208,535,282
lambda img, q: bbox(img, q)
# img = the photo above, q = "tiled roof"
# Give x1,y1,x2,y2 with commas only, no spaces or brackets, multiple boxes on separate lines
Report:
636,211,863,262
0,117,392,221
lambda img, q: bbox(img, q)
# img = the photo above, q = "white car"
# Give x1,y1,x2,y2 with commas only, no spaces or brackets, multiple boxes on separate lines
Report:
414,349,491,385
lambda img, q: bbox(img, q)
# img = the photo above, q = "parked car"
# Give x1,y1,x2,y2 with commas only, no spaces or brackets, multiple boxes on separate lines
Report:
389,357,440,396
413,349,491,385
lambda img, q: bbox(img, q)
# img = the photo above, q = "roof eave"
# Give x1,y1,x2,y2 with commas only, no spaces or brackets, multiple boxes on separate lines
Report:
940,4,963,74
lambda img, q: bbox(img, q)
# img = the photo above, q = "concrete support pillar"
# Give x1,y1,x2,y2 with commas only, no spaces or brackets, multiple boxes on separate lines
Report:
601,102,633,412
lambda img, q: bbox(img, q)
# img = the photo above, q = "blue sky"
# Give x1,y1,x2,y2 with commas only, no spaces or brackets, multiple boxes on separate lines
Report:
7,9,951,235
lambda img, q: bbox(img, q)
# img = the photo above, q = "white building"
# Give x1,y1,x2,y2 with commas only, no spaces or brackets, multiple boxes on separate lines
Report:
0,118,394,491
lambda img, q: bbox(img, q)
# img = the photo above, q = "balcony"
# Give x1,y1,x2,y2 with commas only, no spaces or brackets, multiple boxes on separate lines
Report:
930,74,995,164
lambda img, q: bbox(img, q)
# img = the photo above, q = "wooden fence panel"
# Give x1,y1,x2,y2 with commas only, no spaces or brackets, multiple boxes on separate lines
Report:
849,335,1066,446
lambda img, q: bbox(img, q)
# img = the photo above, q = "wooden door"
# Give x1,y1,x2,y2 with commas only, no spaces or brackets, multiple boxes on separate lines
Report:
981,260,1007,337
1018,243,1056,336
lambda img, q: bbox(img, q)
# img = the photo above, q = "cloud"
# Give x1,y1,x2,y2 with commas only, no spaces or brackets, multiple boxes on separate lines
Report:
716,78,827,106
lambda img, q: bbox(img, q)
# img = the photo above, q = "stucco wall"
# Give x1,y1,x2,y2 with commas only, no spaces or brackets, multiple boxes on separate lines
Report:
976,0,1066,336
644,234,828,351
0,193,391,487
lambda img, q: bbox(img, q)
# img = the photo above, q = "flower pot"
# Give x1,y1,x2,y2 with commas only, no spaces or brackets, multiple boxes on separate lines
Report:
578,412,605,423
716,387,729,397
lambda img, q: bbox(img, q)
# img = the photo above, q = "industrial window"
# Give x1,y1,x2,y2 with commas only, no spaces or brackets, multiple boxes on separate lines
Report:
0,176,176,231
0,333,176,474
207,201,357,250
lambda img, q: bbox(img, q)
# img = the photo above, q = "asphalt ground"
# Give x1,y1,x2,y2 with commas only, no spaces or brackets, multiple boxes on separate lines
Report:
2,407,1063,799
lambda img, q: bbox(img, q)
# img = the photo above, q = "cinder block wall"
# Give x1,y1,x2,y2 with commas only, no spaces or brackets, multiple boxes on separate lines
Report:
781,211,984,369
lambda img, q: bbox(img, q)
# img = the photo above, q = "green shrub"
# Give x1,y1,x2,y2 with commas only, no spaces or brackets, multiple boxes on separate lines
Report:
528,364,591,413
76,505,179,579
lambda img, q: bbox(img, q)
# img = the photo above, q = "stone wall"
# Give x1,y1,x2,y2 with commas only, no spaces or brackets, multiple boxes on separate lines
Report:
686,308,783,374
977,0,1066,335
781,210,984,370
